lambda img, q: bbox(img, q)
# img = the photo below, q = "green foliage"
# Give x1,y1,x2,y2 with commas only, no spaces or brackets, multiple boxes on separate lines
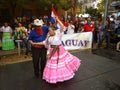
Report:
59,0,71,11
0,0,76,12
29,0,60,10
97,0,104,13
85,7,101,18
33,0,50,9
0,0,29,8
0,0,78,18
77,2,83,14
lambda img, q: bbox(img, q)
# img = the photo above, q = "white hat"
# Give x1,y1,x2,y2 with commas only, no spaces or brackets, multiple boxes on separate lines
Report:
33,19,44,26
110,18,114,21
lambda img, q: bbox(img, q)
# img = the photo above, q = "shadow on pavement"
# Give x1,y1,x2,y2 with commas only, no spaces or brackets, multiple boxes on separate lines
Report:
104,80,120,90
92,48,120,61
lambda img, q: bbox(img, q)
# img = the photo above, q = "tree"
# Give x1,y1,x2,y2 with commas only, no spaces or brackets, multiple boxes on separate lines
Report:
0,0,57,22
71,0,78,15
0,0,30,17
59,0,71,11
77,2,83,14
33,0,59,10
0,0,76,23
85,7,101,18
97,0,104,13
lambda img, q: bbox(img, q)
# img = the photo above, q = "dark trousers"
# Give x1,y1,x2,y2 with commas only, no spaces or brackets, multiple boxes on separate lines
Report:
98,32,111,48
22,38,29,55
31,46,47,76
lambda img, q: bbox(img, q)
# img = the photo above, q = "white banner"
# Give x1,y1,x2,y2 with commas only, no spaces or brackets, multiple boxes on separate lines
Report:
61,32,92,50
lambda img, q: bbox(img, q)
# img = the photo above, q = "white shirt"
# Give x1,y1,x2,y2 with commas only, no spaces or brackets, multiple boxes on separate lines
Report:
48,29,63,45
67,24,75,34
0,26,12,32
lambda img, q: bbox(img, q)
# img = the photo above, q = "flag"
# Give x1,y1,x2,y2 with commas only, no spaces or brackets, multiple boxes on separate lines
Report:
50,5,68,28
50,5,57,24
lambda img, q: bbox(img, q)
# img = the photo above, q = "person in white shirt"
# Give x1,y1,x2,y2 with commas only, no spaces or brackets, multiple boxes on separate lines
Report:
67,21,75,34
0,22,15,50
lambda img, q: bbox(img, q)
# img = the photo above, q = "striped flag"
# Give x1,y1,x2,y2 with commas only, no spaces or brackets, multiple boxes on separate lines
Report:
50,5,68,28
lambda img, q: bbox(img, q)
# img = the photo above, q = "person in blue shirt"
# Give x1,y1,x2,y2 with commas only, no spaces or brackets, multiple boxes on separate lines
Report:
28,19,49,78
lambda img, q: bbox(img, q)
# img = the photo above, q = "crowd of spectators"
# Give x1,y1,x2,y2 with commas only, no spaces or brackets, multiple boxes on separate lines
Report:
0,14,120,55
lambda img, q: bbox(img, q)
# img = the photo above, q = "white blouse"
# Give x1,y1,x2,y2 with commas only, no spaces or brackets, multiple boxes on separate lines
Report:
44,29,63,50
0,26,12,32
48,29,63,45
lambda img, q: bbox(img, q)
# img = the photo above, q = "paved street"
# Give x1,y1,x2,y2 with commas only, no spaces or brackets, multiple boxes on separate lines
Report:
0,50,120,90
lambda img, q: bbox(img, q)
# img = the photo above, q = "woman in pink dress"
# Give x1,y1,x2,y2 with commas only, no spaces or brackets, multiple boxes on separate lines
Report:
36,17,81,83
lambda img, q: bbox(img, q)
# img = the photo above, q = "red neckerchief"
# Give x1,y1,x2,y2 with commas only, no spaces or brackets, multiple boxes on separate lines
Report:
35,27,43,35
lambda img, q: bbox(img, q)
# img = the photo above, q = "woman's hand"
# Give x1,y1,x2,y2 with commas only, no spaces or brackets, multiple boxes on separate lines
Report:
55,16,59,21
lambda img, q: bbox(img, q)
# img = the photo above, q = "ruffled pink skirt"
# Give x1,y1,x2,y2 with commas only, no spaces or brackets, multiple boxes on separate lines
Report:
43,45,81,83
